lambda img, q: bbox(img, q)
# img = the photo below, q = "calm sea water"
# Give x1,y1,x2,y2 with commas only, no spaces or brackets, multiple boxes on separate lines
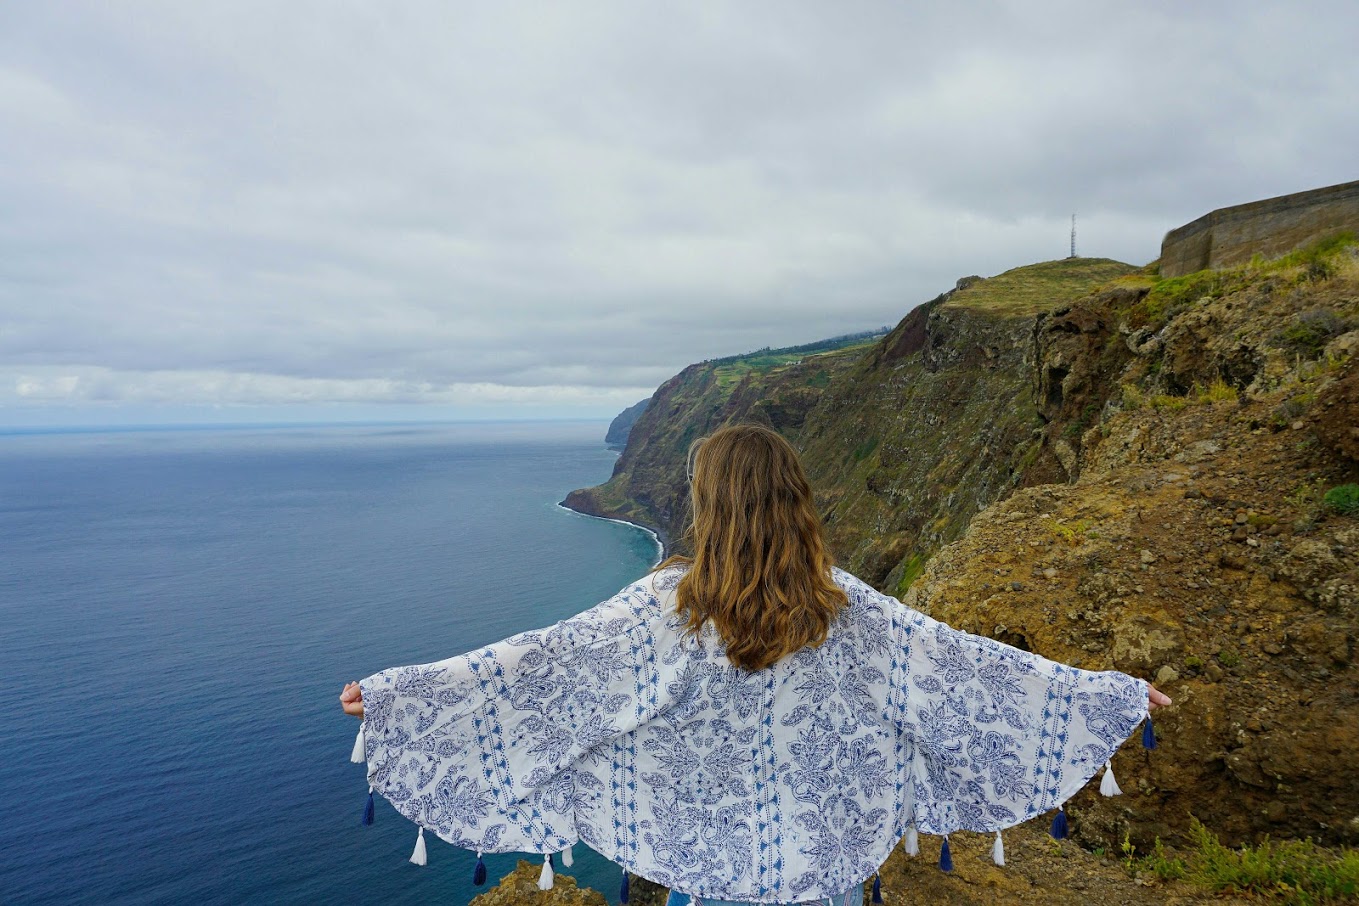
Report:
0,421,660,905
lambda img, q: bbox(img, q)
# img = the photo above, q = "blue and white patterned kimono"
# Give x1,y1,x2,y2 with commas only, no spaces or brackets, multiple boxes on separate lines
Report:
358,566,1148,904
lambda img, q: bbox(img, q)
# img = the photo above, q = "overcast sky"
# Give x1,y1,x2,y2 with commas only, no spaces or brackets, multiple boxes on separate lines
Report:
2,1,1356,425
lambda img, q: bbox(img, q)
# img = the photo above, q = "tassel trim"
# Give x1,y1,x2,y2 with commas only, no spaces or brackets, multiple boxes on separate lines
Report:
992,830,1005,866
537,853,554,890
1100,760,1123,797
349,724,365,763
871,873,883,903
939,835,953,872
620,871,630,904
361,786,374,826
473,852,486,886
904,826,919,856
1050,807,1069,840
1143,715,1157,750
409,827,427,866
561,844,573,868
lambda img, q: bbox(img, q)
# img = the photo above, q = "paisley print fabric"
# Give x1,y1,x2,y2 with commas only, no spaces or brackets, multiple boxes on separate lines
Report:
359,567,1147,903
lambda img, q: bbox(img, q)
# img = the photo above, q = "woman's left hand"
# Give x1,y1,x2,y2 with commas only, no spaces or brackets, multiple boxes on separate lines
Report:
1148,683,1171,711
340,681,364,718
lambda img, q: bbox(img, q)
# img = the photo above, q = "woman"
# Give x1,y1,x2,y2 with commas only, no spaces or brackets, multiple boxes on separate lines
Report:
341,424,1168,905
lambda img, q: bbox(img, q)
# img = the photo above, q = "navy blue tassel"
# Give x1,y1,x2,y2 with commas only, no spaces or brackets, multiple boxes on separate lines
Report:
620,871,630,903
871,873,883,902
361,789,374,826
473,854,486,886
1050,807,1069,840
1142,716,1157,750
939,836,953,872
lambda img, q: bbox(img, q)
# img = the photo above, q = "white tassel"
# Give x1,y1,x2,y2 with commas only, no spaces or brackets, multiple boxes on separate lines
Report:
349,724,365,763
1100,760,1122,797
537,854,555,890
992,831,1005,866
409,827,427,866
561,845,573,867
904,827,919,856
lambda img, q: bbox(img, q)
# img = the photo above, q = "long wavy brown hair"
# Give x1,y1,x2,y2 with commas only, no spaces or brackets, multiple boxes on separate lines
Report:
659,424,847,671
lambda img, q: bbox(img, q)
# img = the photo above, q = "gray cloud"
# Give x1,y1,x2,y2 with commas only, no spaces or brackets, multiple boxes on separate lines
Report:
1,1,1356,417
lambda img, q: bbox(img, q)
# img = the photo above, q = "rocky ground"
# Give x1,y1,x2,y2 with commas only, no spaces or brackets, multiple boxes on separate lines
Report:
907,361,1359,850
473,821,1264,905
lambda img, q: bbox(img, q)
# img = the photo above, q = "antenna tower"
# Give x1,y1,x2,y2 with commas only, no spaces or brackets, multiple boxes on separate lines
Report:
1069,214,1077,258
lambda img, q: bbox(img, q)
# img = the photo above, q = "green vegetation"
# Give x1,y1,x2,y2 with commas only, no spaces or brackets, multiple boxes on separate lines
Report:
1324,484,1359,516
1196,377,1239,404
1063,402,1101,438
851,435,879,463
705,329,889,367
711,339,881,396
1128,818,1359,904
1274,309,1352,360
1217,648,1242,668
1148,393,1189,412
1043,517,1093,546
1271,230,1359,278
895,553,926,597
946,258,1138,317
1134,232,1359,330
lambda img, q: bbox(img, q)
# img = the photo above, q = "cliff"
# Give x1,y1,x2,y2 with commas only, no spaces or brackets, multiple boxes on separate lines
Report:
566,235,1359,850
531,221,1359,903
605,397,650,450
566,257,1139,588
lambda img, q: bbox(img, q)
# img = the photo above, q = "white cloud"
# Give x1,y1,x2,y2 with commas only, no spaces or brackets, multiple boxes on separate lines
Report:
1,0,1356,420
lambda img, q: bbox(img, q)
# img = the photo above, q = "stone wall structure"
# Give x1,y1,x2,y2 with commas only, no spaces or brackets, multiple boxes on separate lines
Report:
1160,179,1359,277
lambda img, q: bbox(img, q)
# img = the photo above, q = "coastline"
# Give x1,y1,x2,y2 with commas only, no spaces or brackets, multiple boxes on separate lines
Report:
556,502,666,568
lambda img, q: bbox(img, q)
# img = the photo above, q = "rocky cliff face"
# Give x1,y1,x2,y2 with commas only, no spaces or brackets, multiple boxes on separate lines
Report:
605,397,650,451
906,240,1359,850
566,257,1139,589
566,238,1359,851
531,236,1359,904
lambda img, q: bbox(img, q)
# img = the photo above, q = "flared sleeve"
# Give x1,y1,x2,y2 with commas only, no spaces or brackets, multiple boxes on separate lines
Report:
888,602,1148,836
357,577,665,854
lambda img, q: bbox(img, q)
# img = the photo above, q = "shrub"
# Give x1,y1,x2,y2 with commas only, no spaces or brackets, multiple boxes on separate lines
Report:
1324,484,1359,516
1149,394,1188,412
1195,377,1238,403
1273,309,1348,360
1185,817,1359,903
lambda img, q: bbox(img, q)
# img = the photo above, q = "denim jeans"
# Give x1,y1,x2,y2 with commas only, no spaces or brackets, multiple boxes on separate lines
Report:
665,884,864,906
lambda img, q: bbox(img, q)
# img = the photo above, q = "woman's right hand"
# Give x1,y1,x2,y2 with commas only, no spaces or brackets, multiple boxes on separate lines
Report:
1148,683,1171,711
340,681,364,718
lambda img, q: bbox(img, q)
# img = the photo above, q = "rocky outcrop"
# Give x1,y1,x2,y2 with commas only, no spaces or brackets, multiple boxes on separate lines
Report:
470,862,607,906
567,257,1139,589
606,397,651,450
1160,180,1359,278
502,232,1359,906
569,236,1359,850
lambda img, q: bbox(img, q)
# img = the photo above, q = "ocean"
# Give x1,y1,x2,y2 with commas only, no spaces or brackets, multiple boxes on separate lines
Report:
0,420,660,905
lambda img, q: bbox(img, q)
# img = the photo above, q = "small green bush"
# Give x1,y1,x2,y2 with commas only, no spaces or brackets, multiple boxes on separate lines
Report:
1217,648,1242,668
1185,818,1359,903
1324,484,1359,516
1273,309,1348,359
